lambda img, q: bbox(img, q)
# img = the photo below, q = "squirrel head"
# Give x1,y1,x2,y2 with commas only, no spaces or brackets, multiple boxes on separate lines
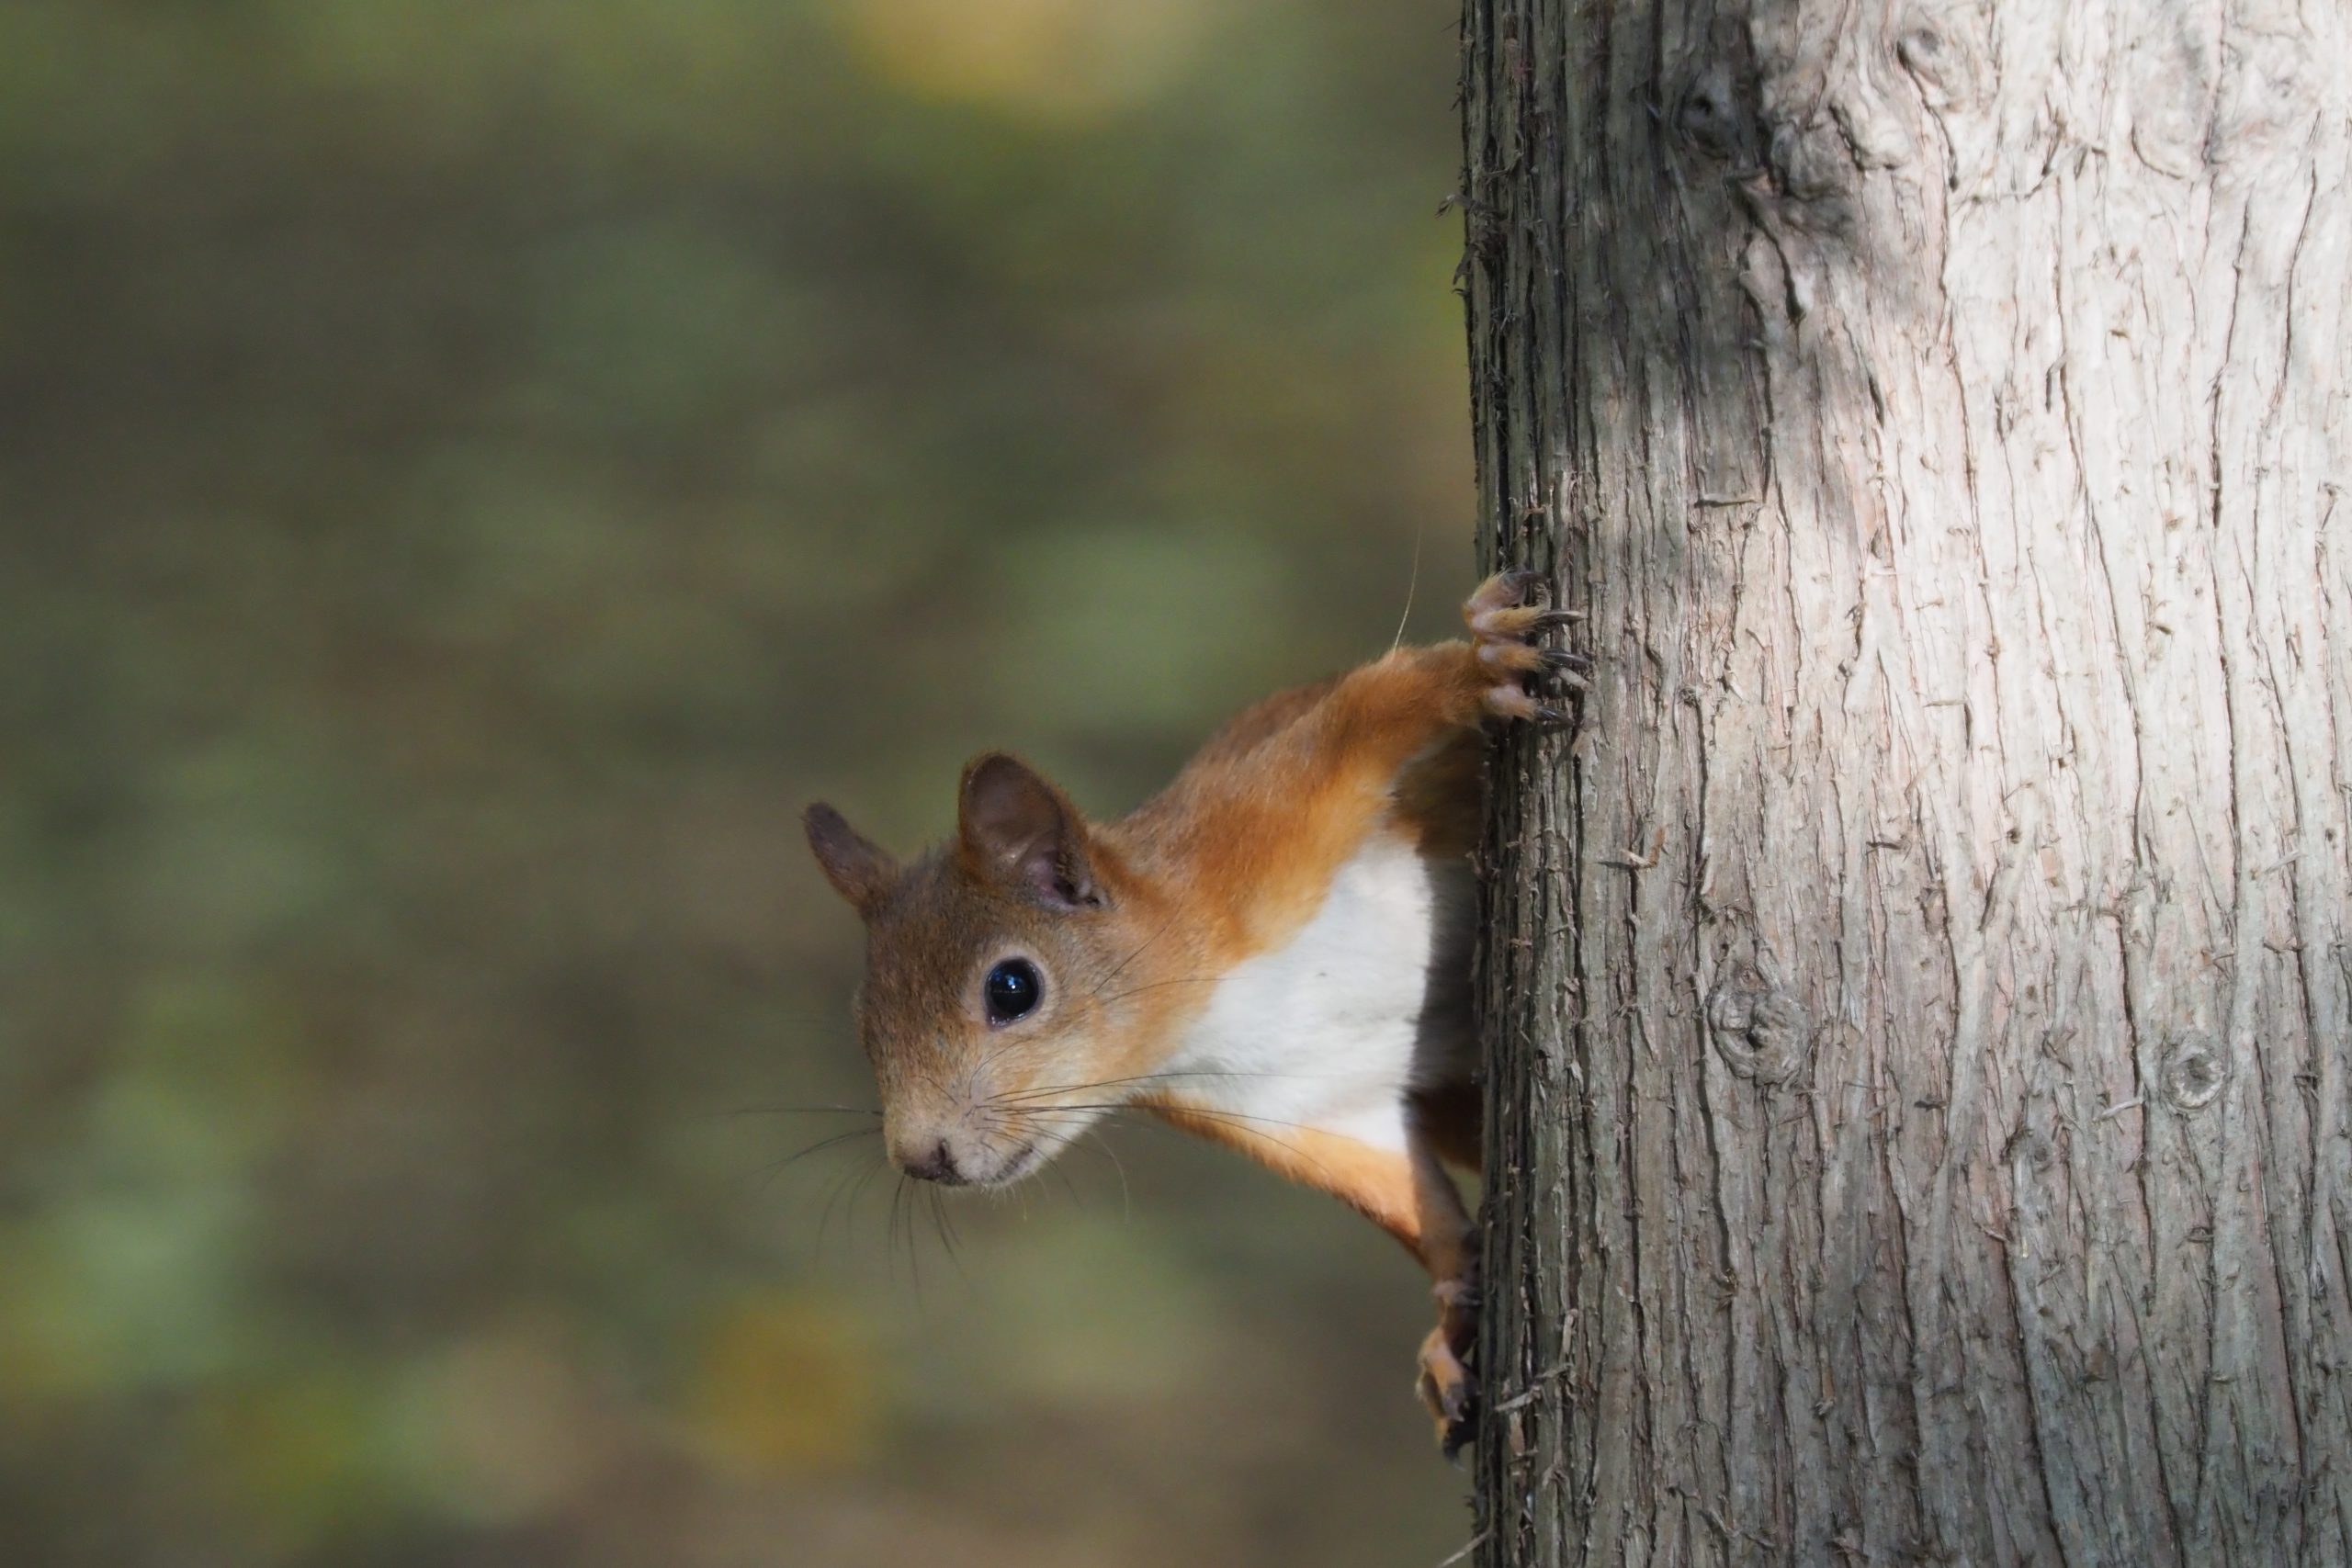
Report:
805,753,1175,1188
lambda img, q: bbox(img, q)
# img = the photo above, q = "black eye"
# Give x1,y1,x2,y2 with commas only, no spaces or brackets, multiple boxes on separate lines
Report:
984,959,1043,1024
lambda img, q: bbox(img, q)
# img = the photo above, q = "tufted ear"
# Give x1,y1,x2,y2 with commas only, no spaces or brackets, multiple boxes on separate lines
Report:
804,803,899,918
956,752,1103,910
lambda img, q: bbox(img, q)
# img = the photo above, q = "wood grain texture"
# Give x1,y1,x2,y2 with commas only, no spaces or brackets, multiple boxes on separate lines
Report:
1459,1,2351,1562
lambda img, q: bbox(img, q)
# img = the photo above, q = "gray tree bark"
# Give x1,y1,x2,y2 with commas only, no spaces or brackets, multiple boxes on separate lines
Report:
1460,3,2352,1564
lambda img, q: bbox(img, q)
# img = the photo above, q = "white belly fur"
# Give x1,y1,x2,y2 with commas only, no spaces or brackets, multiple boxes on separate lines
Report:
1163,830,1475,1154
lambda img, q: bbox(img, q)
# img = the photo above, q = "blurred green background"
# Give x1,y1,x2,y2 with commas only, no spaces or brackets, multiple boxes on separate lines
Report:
0,2,1481,1563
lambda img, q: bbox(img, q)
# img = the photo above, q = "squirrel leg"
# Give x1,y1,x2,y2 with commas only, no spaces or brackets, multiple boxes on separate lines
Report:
1313,570,1584,776
1407,1131,1480,1456
1159,1108,1480,1451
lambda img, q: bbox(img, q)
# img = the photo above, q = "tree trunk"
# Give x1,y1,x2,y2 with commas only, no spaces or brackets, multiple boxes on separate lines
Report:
1460,3,2352,1564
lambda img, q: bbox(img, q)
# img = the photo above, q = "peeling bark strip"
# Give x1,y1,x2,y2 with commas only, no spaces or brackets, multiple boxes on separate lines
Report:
1461,2,2352,1565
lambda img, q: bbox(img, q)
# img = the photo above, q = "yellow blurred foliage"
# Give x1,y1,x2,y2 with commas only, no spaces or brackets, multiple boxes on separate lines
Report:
834,0,1212,122
406,1314,611,1526
686,1292,878,1473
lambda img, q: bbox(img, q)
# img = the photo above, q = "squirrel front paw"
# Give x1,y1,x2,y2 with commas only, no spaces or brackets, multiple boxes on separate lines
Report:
1464,570,1587,724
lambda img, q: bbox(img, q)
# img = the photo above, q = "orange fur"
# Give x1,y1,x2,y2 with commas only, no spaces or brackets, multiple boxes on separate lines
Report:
1139,1096,1428,1243
1113,642,1491,962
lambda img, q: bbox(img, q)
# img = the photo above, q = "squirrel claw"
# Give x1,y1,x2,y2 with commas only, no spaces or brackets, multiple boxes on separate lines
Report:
1538,650,1591,693
1483,687,1577,726
1496,566,1549,602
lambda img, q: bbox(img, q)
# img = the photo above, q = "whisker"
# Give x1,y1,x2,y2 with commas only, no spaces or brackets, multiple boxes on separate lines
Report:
1089,915,1181,1002
1024,1102,1331,1136
812,1151,884,1258
1093,975,1226,1008
1076,1129,1132,1221
1391,518,1426,654
996,1066,1350,1104
1012,1105,1347,1182
891,1175,925,1306
925,1186,969,1283
756,1126,883,1195
849,1160,892,1254
970,1021,1043,1079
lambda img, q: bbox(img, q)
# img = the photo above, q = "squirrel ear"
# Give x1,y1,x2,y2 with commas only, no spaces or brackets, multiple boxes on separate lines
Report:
804,803,899,918
957,752,1104,910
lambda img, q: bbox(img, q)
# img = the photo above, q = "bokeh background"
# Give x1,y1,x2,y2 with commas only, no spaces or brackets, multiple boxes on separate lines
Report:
0,2,1483,1563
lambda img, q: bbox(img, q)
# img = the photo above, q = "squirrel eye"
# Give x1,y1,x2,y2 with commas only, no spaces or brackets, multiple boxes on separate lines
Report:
983,959,1043,1025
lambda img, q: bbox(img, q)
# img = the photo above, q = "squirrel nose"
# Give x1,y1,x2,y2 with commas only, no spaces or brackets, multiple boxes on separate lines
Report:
899,1137,967,1185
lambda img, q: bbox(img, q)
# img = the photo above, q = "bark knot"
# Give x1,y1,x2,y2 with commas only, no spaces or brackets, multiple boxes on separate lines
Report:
1894,7,1985,111
1705,962,1811,1084
2158,1032,2225,1113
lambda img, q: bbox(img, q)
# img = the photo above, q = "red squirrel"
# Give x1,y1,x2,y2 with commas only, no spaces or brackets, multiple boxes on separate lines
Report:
803,571,1583,1449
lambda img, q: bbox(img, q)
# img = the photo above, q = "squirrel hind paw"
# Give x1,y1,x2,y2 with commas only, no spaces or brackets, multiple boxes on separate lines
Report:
1416,1327,1479,1457
1418,1249,1483,1456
